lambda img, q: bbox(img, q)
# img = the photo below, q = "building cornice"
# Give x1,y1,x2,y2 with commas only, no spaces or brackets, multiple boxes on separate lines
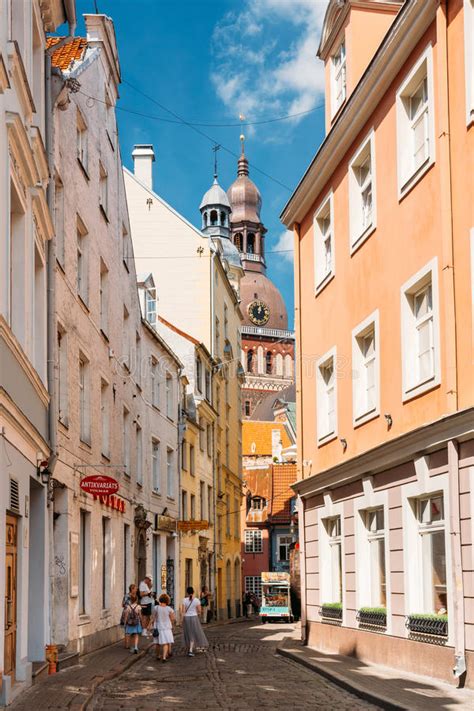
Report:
0,51,10,92
293,408,474,498
281,0,437,226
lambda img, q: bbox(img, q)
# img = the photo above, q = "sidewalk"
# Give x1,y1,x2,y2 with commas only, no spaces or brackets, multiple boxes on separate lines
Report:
277,637,474,711
5,637,154,711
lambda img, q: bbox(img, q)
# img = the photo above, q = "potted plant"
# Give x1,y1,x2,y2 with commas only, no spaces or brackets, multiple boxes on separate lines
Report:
357,606,387,628
320,602,343,621
406,613,448,637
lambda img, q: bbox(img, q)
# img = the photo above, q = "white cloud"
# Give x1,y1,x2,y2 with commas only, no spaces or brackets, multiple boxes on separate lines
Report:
211,0,328,127
274,229,294,263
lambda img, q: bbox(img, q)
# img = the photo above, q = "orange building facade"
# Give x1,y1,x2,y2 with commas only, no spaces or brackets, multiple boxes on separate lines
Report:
282,0,473,687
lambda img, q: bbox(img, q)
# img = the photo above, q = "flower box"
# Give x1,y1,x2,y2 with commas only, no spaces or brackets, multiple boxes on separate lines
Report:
357,607,387,629
406,614,448,639
320,603,342,622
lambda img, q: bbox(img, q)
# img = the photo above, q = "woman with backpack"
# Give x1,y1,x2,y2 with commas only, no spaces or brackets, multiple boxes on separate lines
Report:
181,586,208,657
123,590,142,654
121,583,137,648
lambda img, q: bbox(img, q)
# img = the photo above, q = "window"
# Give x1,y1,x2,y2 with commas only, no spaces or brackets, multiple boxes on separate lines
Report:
206,424,212,457
190,494,196,520
313,194,334,293
166,373,173,419
182,490,188,520
226,494,231,535
331,40,346,116
33,242,47,381
365,508,386,607
284,354,293,378
465,0,474,125
277,535,292,563
190,444,195,476
250,497,266,511
225,427,230,468
76,109,88,171
199,418,205,451
349,133,376,250
181,440,187,471
123,524,131,595
266,351,272,375
215,317,220,355
135,333,142,387
416,495,447,613
325,516,342,602
79,510,90,615
145,286,156,326
245,576,262,599
224,303,228,339
9,178,26,346
196,356,202,393
247,349,254,373
244,400,251,417
101,379,110,458
352,313,379,426
99,162,108,217
151,358,159,408
102,517,110,609
136,425,143,485
122,307,130,371
152,439,160,492
200,481,205,519
401,259,440,400
317,348,337,443
55,176,65,266
77,219,88,305
123,407,130,476
104,86,115,146
234,232,242,251
185,558,193,590
234,498,239,537
208,485,213,524
166,448,174,498
205,368,211,402
245,529,263,553
122,224,130,270
247,233,255,253
58,328,68,425
396,47,435,195
99,260,108,335
79,355,91,444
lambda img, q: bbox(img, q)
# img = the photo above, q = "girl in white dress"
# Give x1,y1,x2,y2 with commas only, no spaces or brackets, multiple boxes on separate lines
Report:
152,593,175,662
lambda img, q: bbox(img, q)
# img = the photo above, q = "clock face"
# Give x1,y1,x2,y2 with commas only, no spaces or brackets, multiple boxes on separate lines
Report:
248,300,270,326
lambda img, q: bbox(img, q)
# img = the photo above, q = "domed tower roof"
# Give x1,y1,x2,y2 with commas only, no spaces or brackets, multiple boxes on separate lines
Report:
227,151,262,224
199,177,231,210
240,271,288,330
199,173,231,239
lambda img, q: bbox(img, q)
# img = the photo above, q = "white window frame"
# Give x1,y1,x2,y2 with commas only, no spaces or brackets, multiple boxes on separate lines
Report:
464,0,474,126
400,258,440,401
166,447,174,499
316,346,337,445
331,39,346,117
396,45,435,199
349,131,377,252
277,534,292,563
152,438,160,492
245,575,262,599
245,529,263,553
352,310,380,427
319,499,344,608
313,192,335,294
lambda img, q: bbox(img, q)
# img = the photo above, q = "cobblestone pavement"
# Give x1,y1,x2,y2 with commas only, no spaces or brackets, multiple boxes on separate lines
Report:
88,620,380,710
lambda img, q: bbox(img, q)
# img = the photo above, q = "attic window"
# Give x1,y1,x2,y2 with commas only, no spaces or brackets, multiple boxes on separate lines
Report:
250,496,266,511
331,40,346,116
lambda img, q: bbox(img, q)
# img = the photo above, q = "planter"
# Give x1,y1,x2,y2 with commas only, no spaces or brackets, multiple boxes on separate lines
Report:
406,614,448,640
357,608,387,629
320,604,342,623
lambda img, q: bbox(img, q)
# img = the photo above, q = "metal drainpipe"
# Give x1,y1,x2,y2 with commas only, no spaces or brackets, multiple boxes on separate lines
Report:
209,246,219,618
448,439,465,683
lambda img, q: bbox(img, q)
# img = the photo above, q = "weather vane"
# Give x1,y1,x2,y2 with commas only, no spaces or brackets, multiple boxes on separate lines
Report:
239,113,246,153
212,144,221,178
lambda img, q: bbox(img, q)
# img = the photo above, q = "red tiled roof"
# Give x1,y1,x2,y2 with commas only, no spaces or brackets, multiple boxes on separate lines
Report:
269,463,296,523
242,421,291,457
46,37,87,71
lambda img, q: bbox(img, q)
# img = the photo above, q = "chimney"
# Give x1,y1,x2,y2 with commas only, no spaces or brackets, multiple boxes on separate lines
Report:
132,144,155,190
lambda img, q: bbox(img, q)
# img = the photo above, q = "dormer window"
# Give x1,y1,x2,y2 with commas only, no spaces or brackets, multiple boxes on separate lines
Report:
145,286,156,326
331,41,346,116
250,496,266,511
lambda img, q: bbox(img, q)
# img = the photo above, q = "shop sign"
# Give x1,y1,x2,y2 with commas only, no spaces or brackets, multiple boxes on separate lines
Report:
261,571,290,583
157,514,177,533
80,475,119,495
161,563,167,591
177,519,209,532
92,493,126,513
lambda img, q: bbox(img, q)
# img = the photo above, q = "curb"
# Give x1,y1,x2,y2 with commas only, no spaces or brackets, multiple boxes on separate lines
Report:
276,641,407,711
80,641,154,710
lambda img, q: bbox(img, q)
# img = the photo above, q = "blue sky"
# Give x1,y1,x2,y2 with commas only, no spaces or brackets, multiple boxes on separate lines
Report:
70,0,330,328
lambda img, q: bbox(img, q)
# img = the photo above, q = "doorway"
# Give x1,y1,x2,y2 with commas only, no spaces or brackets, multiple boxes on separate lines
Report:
4,515,18,680
137,533,146,583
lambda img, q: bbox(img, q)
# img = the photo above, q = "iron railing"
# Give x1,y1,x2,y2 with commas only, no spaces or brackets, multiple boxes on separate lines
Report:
406,615,448,638
320,605,342,622
357,609,387,629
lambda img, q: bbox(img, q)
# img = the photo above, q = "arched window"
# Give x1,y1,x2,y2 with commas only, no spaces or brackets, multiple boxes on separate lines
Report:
247,349,254,372
234,232,242,251
247,233,255,254
203,212,208,227
220,211,226,226
284,354,293,377
257,346,264,374
210,209,218,226
244,400,251,417
250,496,266,510
275,353,283,376
266,351,272,374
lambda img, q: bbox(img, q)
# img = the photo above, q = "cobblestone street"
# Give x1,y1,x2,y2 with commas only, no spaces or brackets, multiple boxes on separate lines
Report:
88,621,379,710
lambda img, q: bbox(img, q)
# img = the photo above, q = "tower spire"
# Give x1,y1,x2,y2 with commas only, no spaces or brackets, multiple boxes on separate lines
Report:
237,115,249,177
212,144,220,180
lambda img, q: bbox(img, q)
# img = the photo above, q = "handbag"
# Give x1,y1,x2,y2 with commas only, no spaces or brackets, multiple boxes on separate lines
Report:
152,628,159,638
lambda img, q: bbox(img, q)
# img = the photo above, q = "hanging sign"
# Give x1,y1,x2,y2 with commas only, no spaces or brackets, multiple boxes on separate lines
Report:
80,475,119,495
177,520,209,532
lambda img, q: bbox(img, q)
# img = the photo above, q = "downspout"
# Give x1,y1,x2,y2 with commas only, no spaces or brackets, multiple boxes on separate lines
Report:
177,369,184,618
436,1,463,682
209,246,219,617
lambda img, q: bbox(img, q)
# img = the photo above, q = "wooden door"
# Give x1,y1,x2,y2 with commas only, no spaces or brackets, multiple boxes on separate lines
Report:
4,515,17,679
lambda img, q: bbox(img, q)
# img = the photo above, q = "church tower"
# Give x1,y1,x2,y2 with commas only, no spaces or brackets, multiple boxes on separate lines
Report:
227,141,295,418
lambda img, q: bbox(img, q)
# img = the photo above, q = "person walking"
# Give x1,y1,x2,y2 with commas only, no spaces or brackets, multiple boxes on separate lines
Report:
121,583,137,648
152,593,175,662
139,575,154,637
181,586,209,657
243,591,252,618
123,591,142,654
200,586,211,624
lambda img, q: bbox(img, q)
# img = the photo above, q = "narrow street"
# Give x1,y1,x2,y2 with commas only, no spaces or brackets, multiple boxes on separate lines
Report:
88,620,378,710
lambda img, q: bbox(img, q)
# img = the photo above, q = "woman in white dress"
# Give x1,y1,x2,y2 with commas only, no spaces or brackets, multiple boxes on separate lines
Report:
181,586,209,657
152,593,175,662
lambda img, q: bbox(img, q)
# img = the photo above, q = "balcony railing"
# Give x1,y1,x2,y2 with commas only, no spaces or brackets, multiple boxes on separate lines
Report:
241,325,295,339
242,253,265,264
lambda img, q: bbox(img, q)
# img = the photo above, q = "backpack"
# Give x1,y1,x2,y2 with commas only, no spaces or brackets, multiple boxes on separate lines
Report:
127,603,140,627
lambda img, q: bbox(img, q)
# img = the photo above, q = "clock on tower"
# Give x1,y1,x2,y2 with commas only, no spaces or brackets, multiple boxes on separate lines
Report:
248,300,270,326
